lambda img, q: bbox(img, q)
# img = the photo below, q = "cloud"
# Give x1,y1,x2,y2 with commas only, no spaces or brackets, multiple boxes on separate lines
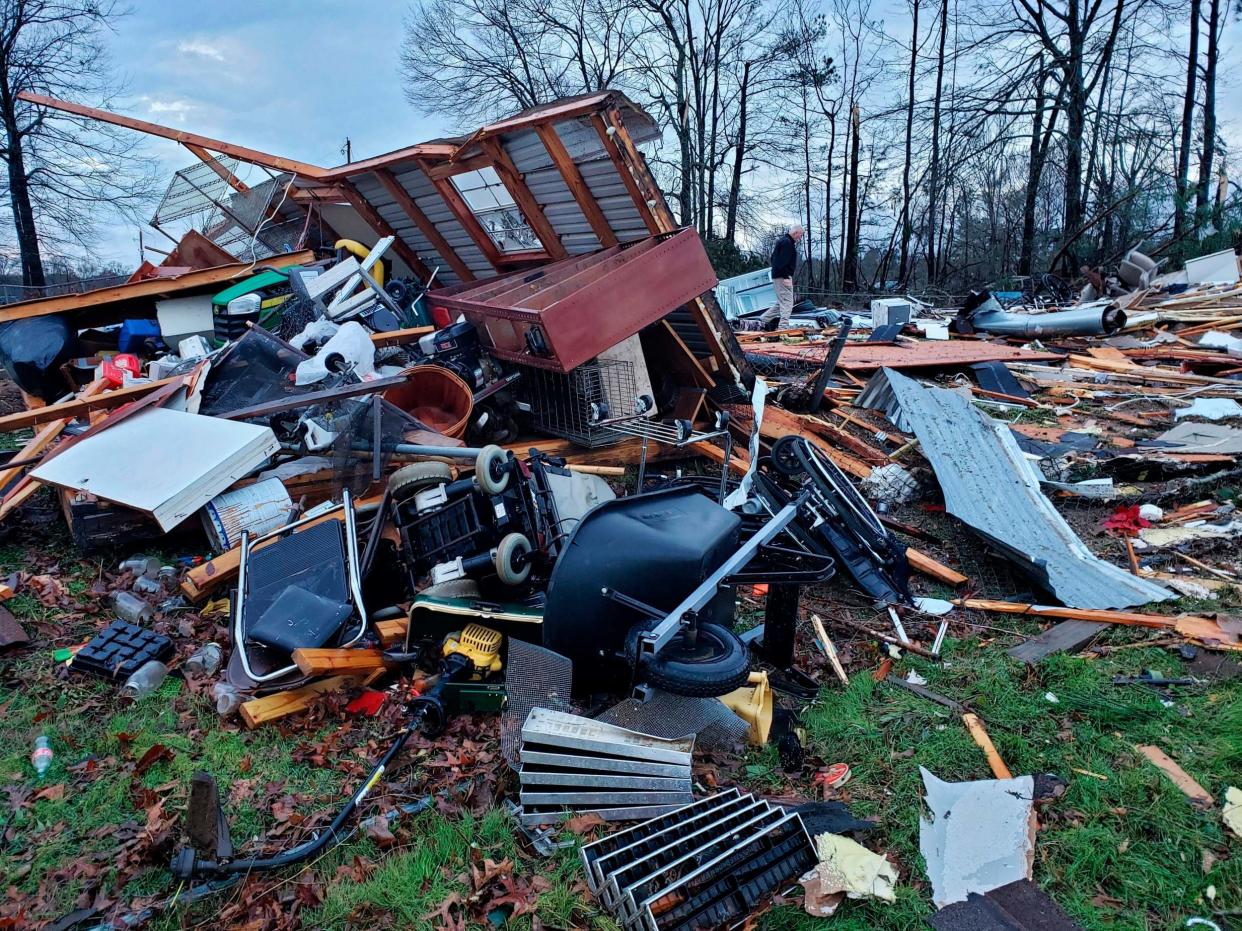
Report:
138,96,196,122
176,38,226,61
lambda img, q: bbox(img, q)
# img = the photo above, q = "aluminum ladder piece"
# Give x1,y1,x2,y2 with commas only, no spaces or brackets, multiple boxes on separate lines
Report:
581,790,743,893
519,801,690,828
634,812,815,931
518,788,696,808
638,490,810,656
519,768,692,792
521,708,694,765
604,800,779,918
586,792,757,897
520,748,692,779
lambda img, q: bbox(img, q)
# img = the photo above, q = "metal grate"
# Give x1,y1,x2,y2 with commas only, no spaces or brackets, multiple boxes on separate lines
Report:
597,688,751,752
499,639,576,766
518,357,639,448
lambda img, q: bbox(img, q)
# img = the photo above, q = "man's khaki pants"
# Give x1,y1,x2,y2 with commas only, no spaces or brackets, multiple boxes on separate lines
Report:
758,277,795,329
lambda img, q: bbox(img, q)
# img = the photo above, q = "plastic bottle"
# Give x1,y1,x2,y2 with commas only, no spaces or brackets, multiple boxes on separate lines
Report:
185,643,223,677
211,681,243,717
132,575,164,595
31,735,53,779
121,660,168,699
112,590,153,625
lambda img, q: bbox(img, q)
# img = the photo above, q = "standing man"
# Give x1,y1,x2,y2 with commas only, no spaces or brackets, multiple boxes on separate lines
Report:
758,224,804,331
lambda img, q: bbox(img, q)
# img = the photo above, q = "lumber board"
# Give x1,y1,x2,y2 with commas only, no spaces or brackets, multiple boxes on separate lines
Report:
240,676,353,728
0,252,312,323
292,647,393,676
906,548,968,586
368,325,434,349
962,713,1012,779
375,617,409,648
1136,745,1214,807
0,377,177,433
1007,620,1107,665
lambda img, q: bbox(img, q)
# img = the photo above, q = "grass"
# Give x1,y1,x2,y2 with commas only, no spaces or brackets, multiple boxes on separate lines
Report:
1,527,1240,929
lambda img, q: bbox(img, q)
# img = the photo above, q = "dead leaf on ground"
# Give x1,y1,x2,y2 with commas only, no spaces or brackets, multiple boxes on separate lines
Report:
133,743,173,777
363,815,397,849
34,783,65,803
563,811,607,835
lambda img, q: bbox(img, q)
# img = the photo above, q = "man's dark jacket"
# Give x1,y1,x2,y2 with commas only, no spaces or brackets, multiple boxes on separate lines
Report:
770,234,797,279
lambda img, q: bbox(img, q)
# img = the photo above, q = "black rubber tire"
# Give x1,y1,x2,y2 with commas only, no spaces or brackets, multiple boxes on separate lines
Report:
493,532,532,585
770,435,805,477
475,445,510,495
627,621,751,697
388,461,452,504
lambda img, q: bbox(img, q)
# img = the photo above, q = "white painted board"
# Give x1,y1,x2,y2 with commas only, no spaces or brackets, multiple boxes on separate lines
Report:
32,408,279,530
1184,248,1240,285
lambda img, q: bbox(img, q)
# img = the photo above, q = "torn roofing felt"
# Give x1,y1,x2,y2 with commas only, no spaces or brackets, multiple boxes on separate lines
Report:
858,368,1172,610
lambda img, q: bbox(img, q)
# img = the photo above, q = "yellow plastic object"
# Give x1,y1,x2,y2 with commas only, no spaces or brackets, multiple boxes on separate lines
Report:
719,670,774,746
442,624,503,678
334,238,384,287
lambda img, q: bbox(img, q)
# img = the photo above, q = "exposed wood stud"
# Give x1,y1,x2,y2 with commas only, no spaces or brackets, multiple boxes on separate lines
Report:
336,181,432,280
479,138,567,260
534,124,619,247
590,112,659,235
374,169,476,282
416,159,504,270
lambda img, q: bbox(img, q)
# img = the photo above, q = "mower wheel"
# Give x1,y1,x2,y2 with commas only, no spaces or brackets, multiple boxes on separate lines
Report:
627,621,750,697
388,461,453,504
770,435,805,477
475,445,510,494
493,532,532,585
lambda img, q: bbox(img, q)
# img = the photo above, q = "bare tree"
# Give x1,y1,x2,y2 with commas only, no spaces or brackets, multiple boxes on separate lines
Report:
0,0,156,287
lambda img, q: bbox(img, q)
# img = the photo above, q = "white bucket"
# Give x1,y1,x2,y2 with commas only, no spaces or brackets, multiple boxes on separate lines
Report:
202,478,294,552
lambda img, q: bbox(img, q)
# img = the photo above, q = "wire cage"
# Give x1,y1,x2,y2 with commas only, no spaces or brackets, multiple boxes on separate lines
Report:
518,357,641,448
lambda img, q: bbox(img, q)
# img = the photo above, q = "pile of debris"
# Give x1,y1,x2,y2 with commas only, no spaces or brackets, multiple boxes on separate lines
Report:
1,89,1240,930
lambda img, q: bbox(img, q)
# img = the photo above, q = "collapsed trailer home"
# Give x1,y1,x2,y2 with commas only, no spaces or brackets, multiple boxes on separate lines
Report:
0,89,1241,931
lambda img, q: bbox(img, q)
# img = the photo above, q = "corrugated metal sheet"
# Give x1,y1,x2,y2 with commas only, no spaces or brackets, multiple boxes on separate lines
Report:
861,368,1172,610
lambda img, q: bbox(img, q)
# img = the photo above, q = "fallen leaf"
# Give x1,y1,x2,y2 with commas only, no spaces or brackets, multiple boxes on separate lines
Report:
563,812,607,835
421,891,466,931
34,784,65,803
133,744,173,777
363,815,397,849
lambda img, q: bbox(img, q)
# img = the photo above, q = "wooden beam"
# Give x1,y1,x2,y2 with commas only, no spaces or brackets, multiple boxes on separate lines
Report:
534,124,618,247
426,152,495,180
0,251,313,323
374,169,475,282
0,377,179,433
906,548,968,586
19,91,329,179
292,647,393,677
417,159,503,270
590,112,660,234
184,143,248,192
336,181,432,280
479,138,567,260
240,676,353,728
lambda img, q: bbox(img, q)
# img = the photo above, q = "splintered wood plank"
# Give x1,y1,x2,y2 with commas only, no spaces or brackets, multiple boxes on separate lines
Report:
906,548,968,587
1008,620,1108,665
240,676,352,729
292,647,393,676
1136,744,1215,808
375,617,409,648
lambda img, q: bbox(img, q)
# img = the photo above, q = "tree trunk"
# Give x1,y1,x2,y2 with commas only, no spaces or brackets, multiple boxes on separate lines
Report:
1059,22,1088,270
2,108,46,288
925,0,948,285
1174,0,1201,241
802,86,813,289
842,104,862,292
824,109,837,290
1019,66,1047,276
724,60,750,244
897,0,920,286
1195,0,1220,222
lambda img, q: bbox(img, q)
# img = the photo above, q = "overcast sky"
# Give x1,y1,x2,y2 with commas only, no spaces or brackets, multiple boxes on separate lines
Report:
95,0,455,265
87,0,1239,267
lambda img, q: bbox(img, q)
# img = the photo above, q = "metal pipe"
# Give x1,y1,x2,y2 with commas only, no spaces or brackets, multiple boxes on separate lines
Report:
970,303,1126,337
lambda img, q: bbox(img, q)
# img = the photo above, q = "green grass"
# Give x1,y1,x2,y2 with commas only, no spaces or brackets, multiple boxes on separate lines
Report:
1,531,1239,929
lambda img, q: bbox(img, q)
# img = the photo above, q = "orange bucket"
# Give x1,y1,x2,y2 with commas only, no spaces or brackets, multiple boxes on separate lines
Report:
384,366,474,438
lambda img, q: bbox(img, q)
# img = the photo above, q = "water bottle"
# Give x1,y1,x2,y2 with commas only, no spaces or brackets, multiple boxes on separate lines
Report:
211,681,243,717
31,735,53,779
121,660,168,699
186,643,223,677
132,575,164,595
112,591,153,625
